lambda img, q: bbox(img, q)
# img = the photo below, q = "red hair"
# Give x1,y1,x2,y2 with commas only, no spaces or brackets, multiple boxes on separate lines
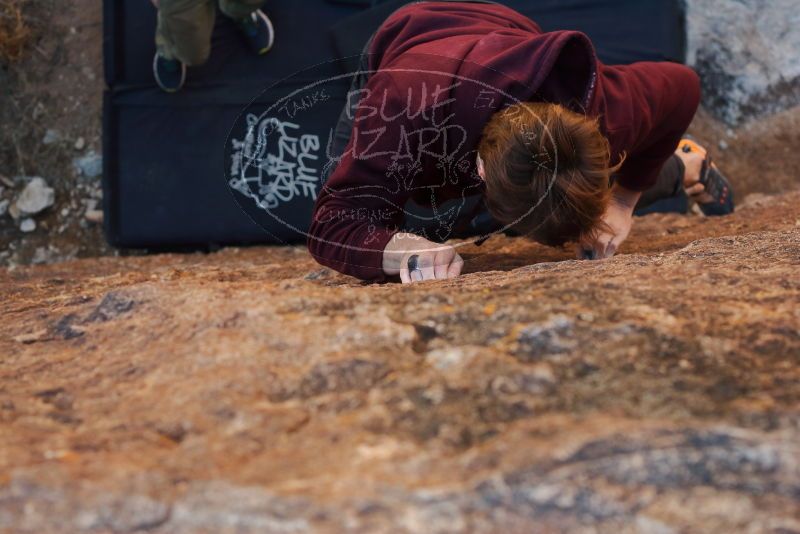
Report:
478,102,620,245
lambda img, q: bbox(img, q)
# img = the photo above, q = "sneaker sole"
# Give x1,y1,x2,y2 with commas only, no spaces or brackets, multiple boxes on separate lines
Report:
152,53,187,93
255,9,275,54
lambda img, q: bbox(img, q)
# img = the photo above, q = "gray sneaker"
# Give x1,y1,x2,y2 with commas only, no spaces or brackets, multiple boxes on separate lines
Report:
153,52,186,93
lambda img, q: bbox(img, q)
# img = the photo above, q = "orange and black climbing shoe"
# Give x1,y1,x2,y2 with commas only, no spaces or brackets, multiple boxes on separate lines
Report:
680,136,735,216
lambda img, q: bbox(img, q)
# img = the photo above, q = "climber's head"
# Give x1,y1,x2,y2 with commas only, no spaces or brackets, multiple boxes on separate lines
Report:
477,102,619,246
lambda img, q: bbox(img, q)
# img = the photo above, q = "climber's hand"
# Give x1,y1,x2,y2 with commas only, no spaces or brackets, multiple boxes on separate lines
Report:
383,232,464,283
578,183,640,260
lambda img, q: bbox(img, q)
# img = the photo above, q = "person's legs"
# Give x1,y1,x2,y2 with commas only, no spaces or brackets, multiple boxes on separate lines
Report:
633,139,735,216
156,0,216,66
633,154,688,215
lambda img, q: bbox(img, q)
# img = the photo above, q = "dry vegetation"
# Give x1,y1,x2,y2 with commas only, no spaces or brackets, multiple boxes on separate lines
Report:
0,0,32,63
0,0,108,267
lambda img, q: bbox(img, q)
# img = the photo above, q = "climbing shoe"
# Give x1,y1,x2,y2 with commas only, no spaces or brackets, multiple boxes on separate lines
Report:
680,136,735,216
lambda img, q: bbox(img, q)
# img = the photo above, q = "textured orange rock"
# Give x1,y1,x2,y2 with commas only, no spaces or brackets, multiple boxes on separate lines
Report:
1,193,799,532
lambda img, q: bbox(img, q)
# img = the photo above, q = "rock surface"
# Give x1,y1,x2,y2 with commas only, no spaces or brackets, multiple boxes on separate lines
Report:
687,0,800,124
2,192,800,533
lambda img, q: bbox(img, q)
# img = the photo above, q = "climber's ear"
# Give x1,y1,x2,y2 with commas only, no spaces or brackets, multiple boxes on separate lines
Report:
476,153,486,180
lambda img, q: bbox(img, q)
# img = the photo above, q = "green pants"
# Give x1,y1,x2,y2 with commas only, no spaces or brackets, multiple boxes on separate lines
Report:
156,0,264,65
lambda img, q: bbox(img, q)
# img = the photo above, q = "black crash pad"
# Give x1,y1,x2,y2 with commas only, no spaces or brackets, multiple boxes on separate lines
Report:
102,0,686,249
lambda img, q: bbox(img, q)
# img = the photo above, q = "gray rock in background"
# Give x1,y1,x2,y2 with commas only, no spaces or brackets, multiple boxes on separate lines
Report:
19,218,36,233
687,0,800,125
73,151,103,179
14,177,55,216
42,129,61,145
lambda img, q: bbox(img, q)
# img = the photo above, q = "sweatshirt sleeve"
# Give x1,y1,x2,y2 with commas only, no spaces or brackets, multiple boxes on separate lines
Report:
597,62,701,191
307,72,413,282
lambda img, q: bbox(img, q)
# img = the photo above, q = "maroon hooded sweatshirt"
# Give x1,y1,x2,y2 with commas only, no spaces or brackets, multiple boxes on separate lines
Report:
308,1,701,281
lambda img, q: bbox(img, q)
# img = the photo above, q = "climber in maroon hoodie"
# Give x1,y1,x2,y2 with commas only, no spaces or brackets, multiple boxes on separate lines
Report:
308,1,734,283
